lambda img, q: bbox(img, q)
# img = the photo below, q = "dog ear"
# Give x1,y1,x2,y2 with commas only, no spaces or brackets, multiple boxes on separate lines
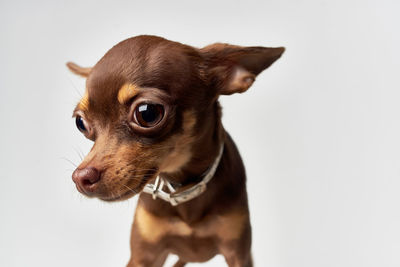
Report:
200,43,285,95
66,62,92,78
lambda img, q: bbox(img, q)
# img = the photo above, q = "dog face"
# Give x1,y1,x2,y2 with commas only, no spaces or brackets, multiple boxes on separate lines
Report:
69,35,284,201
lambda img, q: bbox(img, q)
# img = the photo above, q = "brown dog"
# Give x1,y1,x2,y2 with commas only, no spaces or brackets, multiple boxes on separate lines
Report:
68,35,284,267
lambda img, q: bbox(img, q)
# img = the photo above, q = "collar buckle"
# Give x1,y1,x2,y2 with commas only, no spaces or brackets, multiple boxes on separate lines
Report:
142,144,224,206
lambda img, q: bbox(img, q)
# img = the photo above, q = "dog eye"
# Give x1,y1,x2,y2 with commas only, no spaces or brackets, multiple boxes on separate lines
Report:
75,115,88,132
134,103,164,128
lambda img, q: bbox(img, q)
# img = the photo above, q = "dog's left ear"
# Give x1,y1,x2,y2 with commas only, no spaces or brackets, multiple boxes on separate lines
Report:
66,62,92,78
201,43,285,95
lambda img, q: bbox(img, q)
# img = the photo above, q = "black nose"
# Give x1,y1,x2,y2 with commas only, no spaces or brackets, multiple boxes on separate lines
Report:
72,167,101,193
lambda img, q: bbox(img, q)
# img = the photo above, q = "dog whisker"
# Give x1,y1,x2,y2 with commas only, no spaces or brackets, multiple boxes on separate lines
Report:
73,146,84,161
77,147,86,160
60,157,78,168
122,184,137,195
67,76,83,98
129,168,154,173
123,177,144,181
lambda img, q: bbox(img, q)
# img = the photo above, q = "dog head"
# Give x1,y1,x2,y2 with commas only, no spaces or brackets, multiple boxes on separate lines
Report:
68,35,284,201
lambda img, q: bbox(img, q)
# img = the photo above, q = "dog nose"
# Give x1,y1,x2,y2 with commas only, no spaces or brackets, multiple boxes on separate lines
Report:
72,167,101,192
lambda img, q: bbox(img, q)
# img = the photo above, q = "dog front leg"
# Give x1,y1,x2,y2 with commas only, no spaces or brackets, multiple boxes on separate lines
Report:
127,222,169,267
220,244,253,267
218,223,253,267
222,252,253,267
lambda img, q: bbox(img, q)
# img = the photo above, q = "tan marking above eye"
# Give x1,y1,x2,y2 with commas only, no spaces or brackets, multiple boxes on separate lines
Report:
118,83,140,104
78,91,89,111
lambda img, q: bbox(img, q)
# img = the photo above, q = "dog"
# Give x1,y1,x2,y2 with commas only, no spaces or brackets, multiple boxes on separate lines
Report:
68,35,284,267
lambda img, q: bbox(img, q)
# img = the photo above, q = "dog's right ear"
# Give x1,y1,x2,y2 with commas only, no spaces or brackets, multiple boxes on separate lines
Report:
200,43,284,95
66,62,92,78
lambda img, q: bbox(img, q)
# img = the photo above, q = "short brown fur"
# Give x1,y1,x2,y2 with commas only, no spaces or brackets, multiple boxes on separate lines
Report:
68,35,284,266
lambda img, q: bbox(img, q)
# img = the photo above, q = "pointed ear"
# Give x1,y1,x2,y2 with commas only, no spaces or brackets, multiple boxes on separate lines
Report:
200,43,285,95
66,62,92,78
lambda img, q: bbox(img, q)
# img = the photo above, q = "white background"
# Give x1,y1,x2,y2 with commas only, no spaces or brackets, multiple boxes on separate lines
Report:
1,0,399,266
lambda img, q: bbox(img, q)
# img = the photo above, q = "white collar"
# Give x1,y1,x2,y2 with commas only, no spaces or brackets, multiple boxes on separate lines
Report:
142,144,224,206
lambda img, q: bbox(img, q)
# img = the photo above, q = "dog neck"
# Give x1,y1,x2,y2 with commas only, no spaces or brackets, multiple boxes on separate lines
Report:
162,102,224,184
142,142,224,206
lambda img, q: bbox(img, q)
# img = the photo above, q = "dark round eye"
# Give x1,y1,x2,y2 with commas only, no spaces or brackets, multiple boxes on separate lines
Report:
134,103,164,128
75,115,87,132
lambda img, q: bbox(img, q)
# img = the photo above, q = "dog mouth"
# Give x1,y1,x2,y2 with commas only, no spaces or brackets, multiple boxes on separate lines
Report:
99,168,157,202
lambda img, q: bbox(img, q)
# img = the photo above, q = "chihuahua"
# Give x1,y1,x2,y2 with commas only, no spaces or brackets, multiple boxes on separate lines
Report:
68,35,284,267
